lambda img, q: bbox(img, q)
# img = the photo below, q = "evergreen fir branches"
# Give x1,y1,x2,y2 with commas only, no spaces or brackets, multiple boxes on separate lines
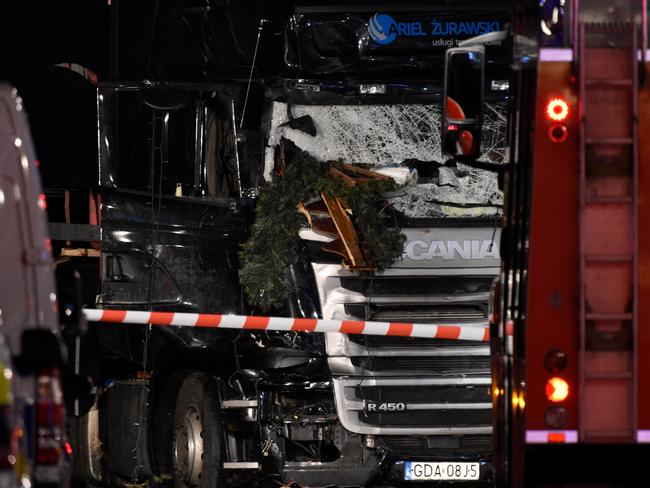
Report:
239,149,405,311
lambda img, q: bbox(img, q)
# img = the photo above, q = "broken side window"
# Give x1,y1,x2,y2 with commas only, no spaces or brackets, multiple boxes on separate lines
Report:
100,88,240,199
203,94,240,198
103,89,197,196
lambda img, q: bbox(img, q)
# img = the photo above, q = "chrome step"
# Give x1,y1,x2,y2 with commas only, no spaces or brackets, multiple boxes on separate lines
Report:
221,399,258,409
223,462,260,470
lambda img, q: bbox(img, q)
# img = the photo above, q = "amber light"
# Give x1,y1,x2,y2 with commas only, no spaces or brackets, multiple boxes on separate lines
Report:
546,98,569,122
545,377,569,403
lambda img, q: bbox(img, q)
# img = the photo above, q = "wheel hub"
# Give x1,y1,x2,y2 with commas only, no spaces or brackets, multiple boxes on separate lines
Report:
174,404,204,486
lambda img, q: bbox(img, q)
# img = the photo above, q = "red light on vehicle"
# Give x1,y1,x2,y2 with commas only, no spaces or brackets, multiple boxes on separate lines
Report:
35,369,64,467
38,193,47,210
544,350,568,374
546,98,569,122
548,124,568,143
547,432,566,443
545,405,568,428
545,377,569,403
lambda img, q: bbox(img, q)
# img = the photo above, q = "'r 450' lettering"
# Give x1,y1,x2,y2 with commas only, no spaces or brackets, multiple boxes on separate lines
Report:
365,402,406,412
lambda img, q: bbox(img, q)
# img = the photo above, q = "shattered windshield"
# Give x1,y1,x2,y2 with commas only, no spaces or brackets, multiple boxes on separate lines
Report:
265,101,507,219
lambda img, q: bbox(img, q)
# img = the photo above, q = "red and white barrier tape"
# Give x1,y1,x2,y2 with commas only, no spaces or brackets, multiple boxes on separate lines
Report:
82,309,494,342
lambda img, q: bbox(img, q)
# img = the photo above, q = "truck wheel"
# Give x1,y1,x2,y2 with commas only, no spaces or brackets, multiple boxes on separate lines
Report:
172,373,222,488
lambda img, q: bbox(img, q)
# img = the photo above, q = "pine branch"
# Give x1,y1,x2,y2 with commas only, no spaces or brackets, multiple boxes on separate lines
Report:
239,149,405,311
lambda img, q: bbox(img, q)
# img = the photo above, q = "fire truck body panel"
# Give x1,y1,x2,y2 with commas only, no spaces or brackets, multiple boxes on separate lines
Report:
636,54,650,438
521,6,650,478
526,54,580,439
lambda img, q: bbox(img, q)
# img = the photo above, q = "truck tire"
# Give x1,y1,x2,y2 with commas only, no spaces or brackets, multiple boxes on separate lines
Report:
172,372,223,488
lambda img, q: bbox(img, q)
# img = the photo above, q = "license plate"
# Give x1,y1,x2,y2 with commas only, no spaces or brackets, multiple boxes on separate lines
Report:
404,462,480,481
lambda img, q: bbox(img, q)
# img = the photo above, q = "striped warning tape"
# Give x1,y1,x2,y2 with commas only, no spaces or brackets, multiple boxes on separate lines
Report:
82,309,494,342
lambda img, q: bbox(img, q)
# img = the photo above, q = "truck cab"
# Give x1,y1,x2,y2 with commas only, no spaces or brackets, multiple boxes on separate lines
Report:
52,2,514,487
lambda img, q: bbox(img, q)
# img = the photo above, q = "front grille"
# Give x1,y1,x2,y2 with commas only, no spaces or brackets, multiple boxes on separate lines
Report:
315,255,496,437
333,378,493,435
360,410,492,428
378,435,492,457
354,384,490,404
339,276,494,296
344,304,487,323
347,335,484,349
351,356,491,373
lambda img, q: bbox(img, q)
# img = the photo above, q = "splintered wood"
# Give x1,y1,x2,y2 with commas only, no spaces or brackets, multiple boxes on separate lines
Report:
298,164,391,271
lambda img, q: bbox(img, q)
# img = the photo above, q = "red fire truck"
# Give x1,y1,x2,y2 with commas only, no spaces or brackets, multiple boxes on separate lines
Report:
493,1,650,486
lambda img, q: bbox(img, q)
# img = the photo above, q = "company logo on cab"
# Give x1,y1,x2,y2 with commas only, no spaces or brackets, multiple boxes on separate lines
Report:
403,239,500,261
368,13,427,45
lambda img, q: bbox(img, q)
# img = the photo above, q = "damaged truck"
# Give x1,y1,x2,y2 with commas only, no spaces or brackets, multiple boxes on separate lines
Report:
43,1,512,486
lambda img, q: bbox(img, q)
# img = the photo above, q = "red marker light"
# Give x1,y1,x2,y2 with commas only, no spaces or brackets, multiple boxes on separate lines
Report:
546,98,569,122
38,193,47,210
546,377,569,403
545,405,568,429
544,350,568,374
548,432,566,443
548,124,568,143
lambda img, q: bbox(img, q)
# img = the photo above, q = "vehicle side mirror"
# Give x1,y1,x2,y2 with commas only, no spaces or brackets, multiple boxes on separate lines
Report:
442,46,485,161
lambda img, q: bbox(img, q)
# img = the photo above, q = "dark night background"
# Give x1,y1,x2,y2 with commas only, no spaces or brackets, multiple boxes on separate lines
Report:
0,1,108,188
0,0,279,190
0,2,108,77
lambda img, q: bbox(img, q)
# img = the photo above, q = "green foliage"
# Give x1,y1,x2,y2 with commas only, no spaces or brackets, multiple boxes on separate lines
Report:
239,149,406,311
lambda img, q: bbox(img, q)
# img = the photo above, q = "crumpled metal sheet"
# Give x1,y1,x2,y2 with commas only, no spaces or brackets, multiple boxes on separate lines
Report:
387,163,503,218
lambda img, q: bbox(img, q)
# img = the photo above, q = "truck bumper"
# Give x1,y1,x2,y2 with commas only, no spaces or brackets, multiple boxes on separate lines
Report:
283,454,493,488
279,427,493,487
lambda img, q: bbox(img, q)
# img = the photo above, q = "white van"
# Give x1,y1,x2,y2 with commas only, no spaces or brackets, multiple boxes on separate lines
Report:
0,84,69,488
